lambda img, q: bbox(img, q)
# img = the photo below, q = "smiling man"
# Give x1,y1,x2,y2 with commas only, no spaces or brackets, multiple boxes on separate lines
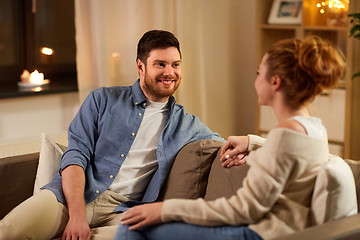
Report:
138,45,182,102
0,30,223,240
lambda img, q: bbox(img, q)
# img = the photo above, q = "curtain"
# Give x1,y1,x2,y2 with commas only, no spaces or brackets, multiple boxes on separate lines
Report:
74,0,257,138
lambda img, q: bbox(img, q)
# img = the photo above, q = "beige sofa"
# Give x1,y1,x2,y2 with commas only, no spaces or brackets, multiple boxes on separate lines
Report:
1,139,360,239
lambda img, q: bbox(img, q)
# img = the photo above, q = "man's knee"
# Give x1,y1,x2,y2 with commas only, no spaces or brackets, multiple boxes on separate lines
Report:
0,190,67,240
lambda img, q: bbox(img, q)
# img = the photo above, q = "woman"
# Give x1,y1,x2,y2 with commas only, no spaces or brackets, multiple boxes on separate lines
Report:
115,35,345,240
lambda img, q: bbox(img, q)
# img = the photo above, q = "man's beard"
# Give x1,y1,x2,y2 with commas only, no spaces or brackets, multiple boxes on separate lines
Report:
143,72,179,100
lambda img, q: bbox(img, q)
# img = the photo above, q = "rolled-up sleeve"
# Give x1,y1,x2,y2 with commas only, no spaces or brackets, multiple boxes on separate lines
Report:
60,91,100,173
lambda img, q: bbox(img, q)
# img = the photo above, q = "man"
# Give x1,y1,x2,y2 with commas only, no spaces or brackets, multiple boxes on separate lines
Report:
0,30,222,240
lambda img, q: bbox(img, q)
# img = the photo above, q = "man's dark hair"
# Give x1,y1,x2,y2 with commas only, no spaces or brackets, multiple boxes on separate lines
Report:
137,30,181,65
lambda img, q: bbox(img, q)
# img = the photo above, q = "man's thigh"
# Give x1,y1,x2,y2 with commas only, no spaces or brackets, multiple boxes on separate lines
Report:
87,190,129,240
0,189,68,240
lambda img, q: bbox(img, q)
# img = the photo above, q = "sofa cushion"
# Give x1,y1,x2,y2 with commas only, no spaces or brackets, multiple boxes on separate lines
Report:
344,158,360,212
33,133,67,194
158,139,223,200
310,155,358,225
204,150,250,200
0,153,39,219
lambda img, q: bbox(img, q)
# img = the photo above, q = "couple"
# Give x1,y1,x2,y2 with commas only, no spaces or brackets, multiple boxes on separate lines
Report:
0,30,346,240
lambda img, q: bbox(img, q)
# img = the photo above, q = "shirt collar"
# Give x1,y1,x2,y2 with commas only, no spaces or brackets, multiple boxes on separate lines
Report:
132,79,147,107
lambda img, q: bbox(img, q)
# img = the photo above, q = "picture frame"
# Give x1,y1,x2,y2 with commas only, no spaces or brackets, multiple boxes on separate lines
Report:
268,0,303,24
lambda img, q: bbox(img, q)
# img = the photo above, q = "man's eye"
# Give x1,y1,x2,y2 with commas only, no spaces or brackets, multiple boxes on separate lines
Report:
172,63,180,68
256,71,259,75
156,63,165,67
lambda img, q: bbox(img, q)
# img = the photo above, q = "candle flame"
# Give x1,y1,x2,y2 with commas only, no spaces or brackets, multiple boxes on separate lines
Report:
40,47,54,56
29,70,45,84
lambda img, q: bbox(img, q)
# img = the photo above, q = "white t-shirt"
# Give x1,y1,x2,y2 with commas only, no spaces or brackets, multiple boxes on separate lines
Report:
108,100,168,200
290,116,327,141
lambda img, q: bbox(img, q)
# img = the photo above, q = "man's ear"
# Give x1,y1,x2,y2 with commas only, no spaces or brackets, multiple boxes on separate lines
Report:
271,75,282,91
137,59,145,75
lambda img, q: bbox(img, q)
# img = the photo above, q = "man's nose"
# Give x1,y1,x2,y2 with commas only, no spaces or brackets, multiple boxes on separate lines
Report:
163,65,174,76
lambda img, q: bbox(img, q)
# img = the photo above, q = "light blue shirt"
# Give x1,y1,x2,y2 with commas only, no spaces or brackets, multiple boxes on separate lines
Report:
43,80,223,211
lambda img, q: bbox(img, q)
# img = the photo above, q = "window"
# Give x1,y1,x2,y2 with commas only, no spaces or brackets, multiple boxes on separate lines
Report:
0,0,77,98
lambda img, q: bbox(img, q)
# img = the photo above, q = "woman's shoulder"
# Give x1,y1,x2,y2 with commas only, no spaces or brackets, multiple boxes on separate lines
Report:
264,127,327,160
275,119,307,135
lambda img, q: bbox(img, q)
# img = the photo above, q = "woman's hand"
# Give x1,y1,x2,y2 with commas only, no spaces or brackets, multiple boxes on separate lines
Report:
220,136,250,167
121,202,164,230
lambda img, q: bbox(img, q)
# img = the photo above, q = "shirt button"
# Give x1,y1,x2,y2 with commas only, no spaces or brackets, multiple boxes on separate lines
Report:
95,190,100,194
135,102,138,105
121,154,125,157
109,175,114,179
143,103,147,107
131,132,135,136
138,113,142,116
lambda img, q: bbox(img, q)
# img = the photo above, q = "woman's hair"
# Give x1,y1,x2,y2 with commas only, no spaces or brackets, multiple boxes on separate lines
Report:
265,35,345,108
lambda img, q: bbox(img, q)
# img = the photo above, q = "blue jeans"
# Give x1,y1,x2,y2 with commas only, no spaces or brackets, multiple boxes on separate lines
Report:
116,222,263,240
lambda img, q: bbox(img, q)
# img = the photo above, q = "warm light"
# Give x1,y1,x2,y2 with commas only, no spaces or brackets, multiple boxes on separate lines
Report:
315,0,349,15
32,87,43,92
40,47,54,56
29,70,45,84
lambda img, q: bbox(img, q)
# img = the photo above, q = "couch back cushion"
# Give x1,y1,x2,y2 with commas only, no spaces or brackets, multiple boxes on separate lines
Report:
310,155,358,226
345,158,360,212
158,140,223,200
204,150,250,200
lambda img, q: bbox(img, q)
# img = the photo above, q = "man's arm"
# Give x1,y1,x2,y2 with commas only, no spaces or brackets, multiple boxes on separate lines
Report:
61,165,91,240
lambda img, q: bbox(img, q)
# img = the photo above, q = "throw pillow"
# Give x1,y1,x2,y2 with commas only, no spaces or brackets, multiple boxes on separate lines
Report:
158,139,223,200
310,155,358,226
204,150,250,200
33,133,67,195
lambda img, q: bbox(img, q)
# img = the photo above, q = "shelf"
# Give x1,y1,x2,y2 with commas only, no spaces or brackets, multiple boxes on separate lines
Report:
261,24,347,31
0,76,78,99
261,24,301,30
302,25,348,31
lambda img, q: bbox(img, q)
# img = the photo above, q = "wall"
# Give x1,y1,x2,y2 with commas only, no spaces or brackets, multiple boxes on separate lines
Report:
175,0,257,138
0,92,80,155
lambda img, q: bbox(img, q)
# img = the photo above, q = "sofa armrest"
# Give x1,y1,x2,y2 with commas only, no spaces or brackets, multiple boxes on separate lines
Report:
273,214,360,240
0,153,39,219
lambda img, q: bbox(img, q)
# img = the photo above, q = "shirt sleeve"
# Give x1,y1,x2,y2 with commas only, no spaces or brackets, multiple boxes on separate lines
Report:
193,116,225,143
60,90,100,173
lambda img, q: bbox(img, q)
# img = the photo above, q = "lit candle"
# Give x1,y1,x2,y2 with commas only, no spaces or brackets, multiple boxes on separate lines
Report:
20,70,30,82
29,70,45,84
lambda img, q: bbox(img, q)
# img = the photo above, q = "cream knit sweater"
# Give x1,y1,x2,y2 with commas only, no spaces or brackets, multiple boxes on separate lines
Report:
161,128,328,239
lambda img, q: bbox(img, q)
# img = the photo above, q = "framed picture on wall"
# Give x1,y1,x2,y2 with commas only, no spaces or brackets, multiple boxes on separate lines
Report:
268,0,302,24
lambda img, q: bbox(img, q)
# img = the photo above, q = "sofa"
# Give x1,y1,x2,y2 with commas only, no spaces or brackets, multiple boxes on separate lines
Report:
1,138,360,239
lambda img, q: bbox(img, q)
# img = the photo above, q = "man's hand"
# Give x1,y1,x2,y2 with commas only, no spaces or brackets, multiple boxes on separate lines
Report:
121,202,164,230
62,216,91,240
220,136,250,167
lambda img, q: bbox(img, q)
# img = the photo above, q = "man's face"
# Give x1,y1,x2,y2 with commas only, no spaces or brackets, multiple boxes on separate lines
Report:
138,47,182,102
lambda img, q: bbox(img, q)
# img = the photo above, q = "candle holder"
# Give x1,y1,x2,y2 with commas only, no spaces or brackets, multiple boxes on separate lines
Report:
18,70,50,89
